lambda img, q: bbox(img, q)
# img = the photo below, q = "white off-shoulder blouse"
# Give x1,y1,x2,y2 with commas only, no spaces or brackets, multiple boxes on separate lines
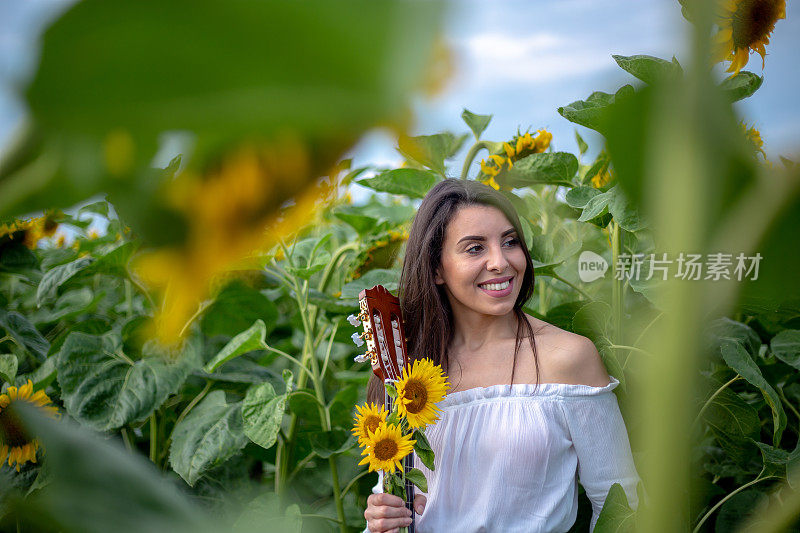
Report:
363,376,641,533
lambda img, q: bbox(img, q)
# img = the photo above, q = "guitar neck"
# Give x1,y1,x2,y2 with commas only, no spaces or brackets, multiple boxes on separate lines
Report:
384,392,416,532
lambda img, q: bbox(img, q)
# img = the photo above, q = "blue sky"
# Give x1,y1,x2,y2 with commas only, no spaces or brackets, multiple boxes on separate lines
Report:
1,0,799,207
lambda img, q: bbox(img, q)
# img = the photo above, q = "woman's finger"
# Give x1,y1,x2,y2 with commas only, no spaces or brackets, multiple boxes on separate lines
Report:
413,493,427,514
366,514,413,533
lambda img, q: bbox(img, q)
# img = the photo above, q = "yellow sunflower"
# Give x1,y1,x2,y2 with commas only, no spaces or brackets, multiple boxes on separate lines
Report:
478,128,552,191
395,358,450,429
714,0,786,76
358,422,416,474
0,213,59,250
0,380,60,472
591,168,613,189
352,402,388,447
741,122,767,158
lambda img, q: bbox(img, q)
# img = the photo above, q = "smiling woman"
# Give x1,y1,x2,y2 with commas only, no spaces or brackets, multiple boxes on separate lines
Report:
362,179,640,533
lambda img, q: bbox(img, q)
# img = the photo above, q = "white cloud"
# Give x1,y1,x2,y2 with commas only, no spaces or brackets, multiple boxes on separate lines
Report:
454,31,615,87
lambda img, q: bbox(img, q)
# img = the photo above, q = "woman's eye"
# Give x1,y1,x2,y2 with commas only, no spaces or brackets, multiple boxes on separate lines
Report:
466,238,518,254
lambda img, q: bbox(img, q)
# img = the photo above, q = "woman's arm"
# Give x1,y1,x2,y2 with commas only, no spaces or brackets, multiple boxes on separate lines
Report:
560,390,641,532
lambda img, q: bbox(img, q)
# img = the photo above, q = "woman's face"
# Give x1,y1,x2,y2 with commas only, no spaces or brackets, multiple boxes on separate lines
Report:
435,204,527,316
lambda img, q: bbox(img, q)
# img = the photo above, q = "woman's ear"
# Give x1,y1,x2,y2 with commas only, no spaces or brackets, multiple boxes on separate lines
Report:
434,269,444,285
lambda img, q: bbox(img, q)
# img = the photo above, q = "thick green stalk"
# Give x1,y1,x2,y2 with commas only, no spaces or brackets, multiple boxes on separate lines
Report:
610,220,622,342
149,413,157,464
460,140,493,180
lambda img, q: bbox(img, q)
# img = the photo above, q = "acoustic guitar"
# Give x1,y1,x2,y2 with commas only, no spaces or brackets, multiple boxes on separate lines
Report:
349,284,417,532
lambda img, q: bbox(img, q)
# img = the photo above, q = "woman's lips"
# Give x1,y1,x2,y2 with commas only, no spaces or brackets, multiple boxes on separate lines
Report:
478,277,513,298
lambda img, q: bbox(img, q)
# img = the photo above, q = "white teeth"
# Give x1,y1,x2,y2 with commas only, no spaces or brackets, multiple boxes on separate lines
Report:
480,280,510,291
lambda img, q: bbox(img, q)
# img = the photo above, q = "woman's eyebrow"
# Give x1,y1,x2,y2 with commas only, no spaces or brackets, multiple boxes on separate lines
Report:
456,228,517,244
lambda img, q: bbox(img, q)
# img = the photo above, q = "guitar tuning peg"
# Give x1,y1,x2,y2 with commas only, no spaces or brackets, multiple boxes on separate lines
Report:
347,314,360,327
354,353,370,363
351,332,364,347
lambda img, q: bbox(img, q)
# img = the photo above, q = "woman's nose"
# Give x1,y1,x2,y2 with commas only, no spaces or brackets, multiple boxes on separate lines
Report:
486,244,509,272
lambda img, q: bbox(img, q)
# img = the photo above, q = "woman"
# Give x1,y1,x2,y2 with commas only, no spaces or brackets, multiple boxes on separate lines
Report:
362,179,641,533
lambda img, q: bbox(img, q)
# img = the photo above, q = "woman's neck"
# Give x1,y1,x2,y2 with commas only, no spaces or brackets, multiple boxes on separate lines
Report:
449,307,519,352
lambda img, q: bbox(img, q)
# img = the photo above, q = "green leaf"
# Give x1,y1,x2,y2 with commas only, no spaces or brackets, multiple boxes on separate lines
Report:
307,289,358,315
6,0,445,225
612,54,682,86
572,301,626,393
332,208,380,236
0,242,39,278
719,71,763,102
242,370,294,450
356,169,439,199
714,490,769,532
385,383,398,398
57,332,197,431
700,375,760,465
0,353,17,384
751,440,795,480
705,317,762,359
405,467,428,493
770,329,800,370
397,132,468,174
720,340,786,447
413,429,435,471
341,268,400,298
77,200,110,218
558,87,634,133
287,388,324,429
286,262,326,280
35,256,94,305
565,186,601,209
169,390,248,486
309,428,355,458
11,402,220,533
205,320,267,373
14,356,57,390
25,0,445,146
84,241,138,278
0,310,50,362
577,190,613,222
500,152,578,188
233,492,302,533
200,279,278,338
607,185,647,232
574,130,588,156
328,384,358,429
461,109,492,140
593,482,635,533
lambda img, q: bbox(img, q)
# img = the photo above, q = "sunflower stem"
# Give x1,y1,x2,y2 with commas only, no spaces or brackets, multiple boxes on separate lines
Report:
149,413,157,464
460,140,492,180
329,456,348,533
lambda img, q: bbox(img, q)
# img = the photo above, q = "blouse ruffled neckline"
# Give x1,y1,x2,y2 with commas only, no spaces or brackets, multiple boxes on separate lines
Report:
436,375,620,409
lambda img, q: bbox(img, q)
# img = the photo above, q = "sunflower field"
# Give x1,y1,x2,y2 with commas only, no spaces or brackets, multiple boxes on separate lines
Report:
1,0,799,532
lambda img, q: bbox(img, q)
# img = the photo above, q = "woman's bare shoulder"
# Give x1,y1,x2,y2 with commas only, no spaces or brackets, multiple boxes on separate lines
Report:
523,313,611,386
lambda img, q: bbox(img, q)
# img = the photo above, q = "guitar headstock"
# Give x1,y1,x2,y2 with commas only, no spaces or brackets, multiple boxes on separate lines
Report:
348,285,409,383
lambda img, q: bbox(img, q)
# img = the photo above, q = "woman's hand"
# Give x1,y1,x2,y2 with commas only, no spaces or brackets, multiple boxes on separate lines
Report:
365,493,427,533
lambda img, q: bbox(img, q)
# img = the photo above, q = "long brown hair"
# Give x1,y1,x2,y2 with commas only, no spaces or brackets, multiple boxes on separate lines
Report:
366,178,540,406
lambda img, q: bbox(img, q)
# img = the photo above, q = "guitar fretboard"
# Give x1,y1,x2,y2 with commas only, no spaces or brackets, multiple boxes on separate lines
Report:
385,387,416,532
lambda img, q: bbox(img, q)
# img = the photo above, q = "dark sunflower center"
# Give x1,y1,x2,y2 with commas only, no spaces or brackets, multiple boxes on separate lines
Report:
403,380,428,414
732,0,779,49
0,404,32,448
374,438,399,461
364,415,381,435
